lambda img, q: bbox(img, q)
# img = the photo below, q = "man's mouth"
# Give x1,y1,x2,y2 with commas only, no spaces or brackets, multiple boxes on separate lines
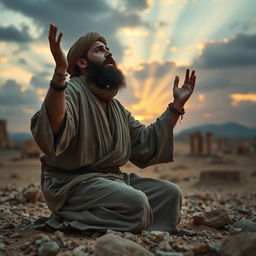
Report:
104,57,115,66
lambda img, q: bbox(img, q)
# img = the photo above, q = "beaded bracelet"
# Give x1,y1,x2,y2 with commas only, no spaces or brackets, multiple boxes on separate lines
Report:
168,103,185,120
50,80,67,92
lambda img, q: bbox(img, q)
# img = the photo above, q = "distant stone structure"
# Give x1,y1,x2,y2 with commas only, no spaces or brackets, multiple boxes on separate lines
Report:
189,131,213,155
0,119,9,149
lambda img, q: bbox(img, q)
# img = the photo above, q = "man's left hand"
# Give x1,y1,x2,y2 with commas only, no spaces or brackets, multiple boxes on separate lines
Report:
172,69,196,110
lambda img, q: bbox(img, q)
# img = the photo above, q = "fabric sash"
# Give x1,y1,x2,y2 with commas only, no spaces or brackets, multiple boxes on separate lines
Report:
44,165,121,175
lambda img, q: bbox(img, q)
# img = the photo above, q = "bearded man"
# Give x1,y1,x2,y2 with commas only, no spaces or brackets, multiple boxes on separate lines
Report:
31,24,196,234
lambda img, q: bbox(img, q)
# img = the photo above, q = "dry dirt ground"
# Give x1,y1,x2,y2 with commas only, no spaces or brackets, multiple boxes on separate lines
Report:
0,142,256,255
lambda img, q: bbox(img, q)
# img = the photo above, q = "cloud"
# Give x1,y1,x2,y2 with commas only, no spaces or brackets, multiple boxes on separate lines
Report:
119,0,149,12
0,80,39,106
0,24,34,42
195,34,256,69
30,72,51,89
0,0,151,62
133,61,177,80
230,93,256,106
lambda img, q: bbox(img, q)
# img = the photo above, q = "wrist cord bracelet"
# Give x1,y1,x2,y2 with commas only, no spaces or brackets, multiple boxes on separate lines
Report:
50,80,67,92
168,103,185,120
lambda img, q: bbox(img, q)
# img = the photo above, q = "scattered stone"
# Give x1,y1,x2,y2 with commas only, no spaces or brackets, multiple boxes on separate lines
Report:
123,232,135,239
73,245,88,256
155,250,184,256
237,208,252,215
192,243,211,255
38,240,60,256
219,232,256,256
95,233,154,256
22,184,43,203
158,240,172,251
208,243,221,256
177,228,198,237
0,242,6,249
231,220,256,232
2,223,15,229
54,231,67,248
198,170,242,184
9,232,22,238
57,251,73,256
172,242,193,252
67,240,80,249
192,209,231,228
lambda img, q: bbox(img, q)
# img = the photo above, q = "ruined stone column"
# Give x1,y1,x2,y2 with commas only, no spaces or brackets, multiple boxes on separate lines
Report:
206,132,213,155
0,119,8,149
190,133,197,155
197,131,204,155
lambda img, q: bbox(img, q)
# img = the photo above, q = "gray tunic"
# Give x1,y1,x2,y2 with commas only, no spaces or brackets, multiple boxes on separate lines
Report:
31,75,176,233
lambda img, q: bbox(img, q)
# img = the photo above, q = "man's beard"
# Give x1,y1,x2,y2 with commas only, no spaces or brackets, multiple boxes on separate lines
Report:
85,57,125,91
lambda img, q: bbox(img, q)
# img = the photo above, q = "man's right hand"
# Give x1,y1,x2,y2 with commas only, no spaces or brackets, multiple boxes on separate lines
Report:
48,24,68,73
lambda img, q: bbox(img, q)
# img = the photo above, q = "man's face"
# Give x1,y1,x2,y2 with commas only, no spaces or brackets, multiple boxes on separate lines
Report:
87,41,116,68
84,41,125,90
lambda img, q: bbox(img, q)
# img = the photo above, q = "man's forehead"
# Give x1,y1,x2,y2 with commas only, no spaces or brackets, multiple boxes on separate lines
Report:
89,41,106,51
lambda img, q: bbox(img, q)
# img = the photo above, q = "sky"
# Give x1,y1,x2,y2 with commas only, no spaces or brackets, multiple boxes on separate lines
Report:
0,0,256,134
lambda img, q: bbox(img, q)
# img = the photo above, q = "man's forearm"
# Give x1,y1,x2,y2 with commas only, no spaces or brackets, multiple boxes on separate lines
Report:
170,100,185,128
45,67,67,135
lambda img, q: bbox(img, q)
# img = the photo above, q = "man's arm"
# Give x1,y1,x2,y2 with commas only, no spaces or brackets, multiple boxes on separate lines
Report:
170,69,196,127
45,24,68,135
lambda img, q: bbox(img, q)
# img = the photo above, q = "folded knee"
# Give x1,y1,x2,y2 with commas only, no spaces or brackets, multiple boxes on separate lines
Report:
126,191,153,233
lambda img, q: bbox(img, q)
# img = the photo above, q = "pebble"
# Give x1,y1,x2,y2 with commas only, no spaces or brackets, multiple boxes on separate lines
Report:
219,232,256,256
192,209,231,228
95,233,154,256
9,232,22,238
0,242,6,249
231,219,256,232
38,241,60,256
73,245,88,256
155,250,184,256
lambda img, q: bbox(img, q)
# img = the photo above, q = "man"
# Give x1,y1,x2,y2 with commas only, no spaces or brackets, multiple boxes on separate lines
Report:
31,24,196,234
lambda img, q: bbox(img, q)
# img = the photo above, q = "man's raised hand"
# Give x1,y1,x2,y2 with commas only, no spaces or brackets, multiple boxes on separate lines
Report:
173,69,196,109
48,24,68,72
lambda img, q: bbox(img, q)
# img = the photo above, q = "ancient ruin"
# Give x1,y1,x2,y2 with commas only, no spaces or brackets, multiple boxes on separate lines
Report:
0,119,9,149
189,131,213,156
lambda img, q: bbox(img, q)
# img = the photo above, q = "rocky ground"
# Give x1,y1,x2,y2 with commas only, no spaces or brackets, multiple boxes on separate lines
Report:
0,146,256,256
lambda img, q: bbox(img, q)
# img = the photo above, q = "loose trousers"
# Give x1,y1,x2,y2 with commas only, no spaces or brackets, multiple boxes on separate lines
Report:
42,173,182,234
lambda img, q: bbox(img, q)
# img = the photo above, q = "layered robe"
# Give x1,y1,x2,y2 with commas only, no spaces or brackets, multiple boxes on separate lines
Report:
30,75,179,233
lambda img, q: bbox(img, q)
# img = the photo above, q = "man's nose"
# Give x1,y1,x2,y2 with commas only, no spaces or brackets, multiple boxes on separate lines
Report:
105,49,112,57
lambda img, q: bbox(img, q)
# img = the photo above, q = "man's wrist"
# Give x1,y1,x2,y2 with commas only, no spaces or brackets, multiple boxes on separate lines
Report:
172,100,185,112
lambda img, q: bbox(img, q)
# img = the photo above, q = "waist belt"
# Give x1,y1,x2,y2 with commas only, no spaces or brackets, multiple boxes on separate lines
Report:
44,165,121,175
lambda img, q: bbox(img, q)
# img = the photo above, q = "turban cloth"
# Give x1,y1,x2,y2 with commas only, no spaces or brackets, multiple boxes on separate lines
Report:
67,32,107,77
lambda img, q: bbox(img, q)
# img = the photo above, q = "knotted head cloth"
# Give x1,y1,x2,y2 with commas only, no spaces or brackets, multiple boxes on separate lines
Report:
67,32,107,77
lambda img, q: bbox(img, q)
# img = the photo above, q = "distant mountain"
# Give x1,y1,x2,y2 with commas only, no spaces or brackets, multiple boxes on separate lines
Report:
8,132,32,146
175,122,256,142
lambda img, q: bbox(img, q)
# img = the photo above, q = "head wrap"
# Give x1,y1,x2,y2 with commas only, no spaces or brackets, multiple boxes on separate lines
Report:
67,32,107,77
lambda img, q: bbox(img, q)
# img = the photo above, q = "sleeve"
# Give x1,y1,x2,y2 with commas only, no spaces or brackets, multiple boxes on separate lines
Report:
128,108,174,168
30,89,78,156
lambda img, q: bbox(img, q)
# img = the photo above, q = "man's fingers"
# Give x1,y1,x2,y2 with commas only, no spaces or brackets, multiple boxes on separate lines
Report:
190,70,195,81
192,75,196,89
174,76,179,88
57,32,63,44
185,69,190,83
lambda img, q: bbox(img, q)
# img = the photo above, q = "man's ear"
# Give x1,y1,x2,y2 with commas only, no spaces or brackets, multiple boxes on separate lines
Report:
76,58,87,69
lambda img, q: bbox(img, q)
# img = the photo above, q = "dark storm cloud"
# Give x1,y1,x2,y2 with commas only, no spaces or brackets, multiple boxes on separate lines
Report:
0,0,151,62
0,25,33,42
30,72,51,89
133,61,176,80
0,80,38,106
195,34,256,69
121,0,149,12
